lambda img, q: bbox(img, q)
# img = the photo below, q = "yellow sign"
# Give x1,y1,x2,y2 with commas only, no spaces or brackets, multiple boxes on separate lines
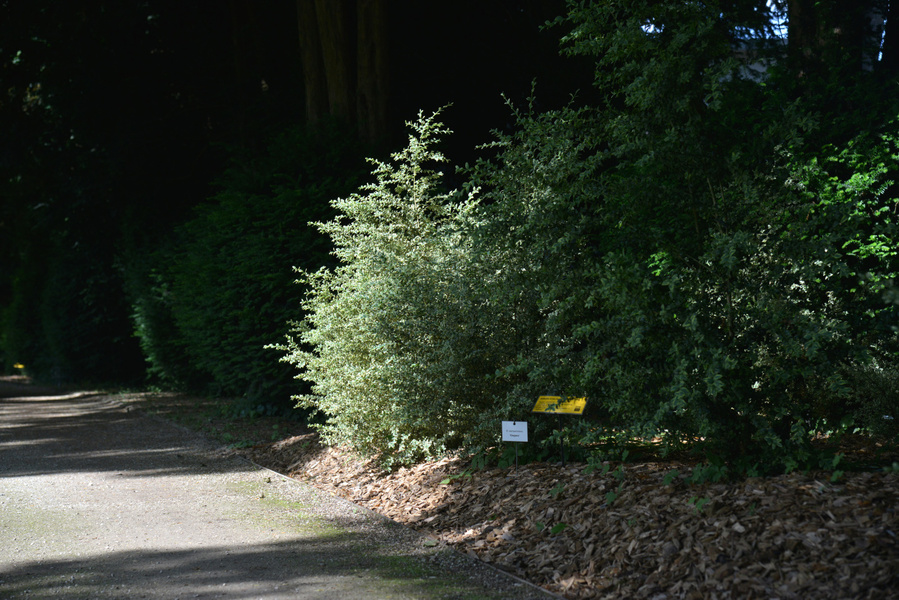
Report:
532,396,587,415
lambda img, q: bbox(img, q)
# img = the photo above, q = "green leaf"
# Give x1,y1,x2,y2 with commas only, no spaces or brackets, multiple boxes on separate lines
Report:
550,523,569,535
663,469,680,486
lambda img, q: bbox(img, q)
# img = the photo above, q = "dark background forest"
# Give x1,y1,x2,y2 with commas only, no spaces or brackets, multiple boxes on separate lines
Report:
2,1,898,472
0,0,582,389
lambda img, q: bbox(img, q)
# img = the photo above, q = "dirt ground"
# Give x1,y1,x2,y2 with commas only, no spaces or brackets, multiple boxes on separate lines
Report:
8,380,898,599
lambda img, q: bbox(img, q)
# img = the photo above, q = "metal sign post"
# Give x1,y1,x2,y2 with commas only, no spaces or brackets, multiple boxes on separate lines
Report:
531,396,587,466
501,421,528,469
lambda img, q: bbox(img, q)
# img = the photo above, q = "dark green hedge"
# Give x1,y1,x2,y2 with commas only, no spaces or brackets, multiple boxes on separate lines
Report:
129,122,365,414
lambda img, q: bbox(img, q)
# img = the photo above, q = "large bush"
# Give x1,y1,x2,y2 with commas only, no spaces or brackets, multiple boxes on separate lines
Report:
275,111,538,465
460,0,899,471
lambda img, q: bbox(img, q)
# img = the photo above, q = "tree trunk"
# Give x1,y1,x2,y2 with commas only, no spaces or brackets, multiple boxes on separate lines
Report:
295,0,388,144
787,0,822,77
788,0,882,77
296,0,329,124
229,0,263,139
356,0,388,145
315,0,356,124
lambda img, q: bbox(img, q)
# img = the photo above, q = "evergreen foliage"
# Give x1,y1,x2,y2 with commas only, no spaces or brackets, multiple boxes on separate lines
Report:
275,111,497,464
538,0,899,470
130,123,365,413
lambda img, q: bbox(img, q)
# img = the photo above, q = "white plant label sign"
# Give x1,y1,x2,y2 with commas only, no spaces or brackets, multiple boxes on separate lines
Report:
502,421,528,442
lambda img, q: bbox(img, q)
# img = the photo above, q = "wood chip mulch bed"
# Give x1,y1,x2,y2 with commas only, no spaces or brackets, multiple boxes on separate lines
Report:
247,434,899,599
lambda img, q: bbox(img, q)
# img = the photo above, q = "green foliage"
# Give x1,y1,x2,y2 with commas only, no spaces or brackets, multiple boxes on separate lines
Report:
550,522,569,535
487,1,899,473
276,110,526,465
459,100,606,447
688,496,711,514
270,0,898,473
130,122,364,412
689,462,729,485
495,442,551,469
126,252,200,390
842,361,899,440
662,469,680,486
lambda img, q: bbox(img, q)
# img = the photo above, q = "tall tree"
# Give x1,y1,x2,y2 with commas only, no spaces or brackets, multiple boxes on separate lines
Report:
295,0,388,145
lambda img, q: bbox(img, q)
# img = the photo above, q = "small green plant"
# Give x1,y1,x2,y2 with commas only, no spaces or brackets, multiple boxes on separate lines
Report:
584,454,612,475
688,496,710,514
663,468,680,486
471,452,490,471
830,452,845,483
533,520,569,535
550,483,566,498
689,462,728,485
598,460,628,506
495,442,550,469
441,450,492,485
440,470,474,485
550,522,568,535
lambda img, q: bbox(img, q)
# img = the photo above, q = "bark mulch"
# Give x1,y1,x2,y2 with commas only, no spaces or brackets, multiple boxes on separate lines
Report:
247,434,899,599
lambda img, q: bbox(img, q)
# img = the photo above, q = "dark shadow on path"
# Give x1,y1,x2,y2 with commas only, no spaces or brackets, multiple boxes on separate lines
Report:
0,534,487,600
0,379,553,600
0,392,255,479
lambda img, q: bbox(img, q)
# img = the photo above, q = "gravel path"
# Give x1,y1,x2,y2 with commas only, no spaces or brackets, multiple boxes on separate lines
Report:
0,386,556,599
